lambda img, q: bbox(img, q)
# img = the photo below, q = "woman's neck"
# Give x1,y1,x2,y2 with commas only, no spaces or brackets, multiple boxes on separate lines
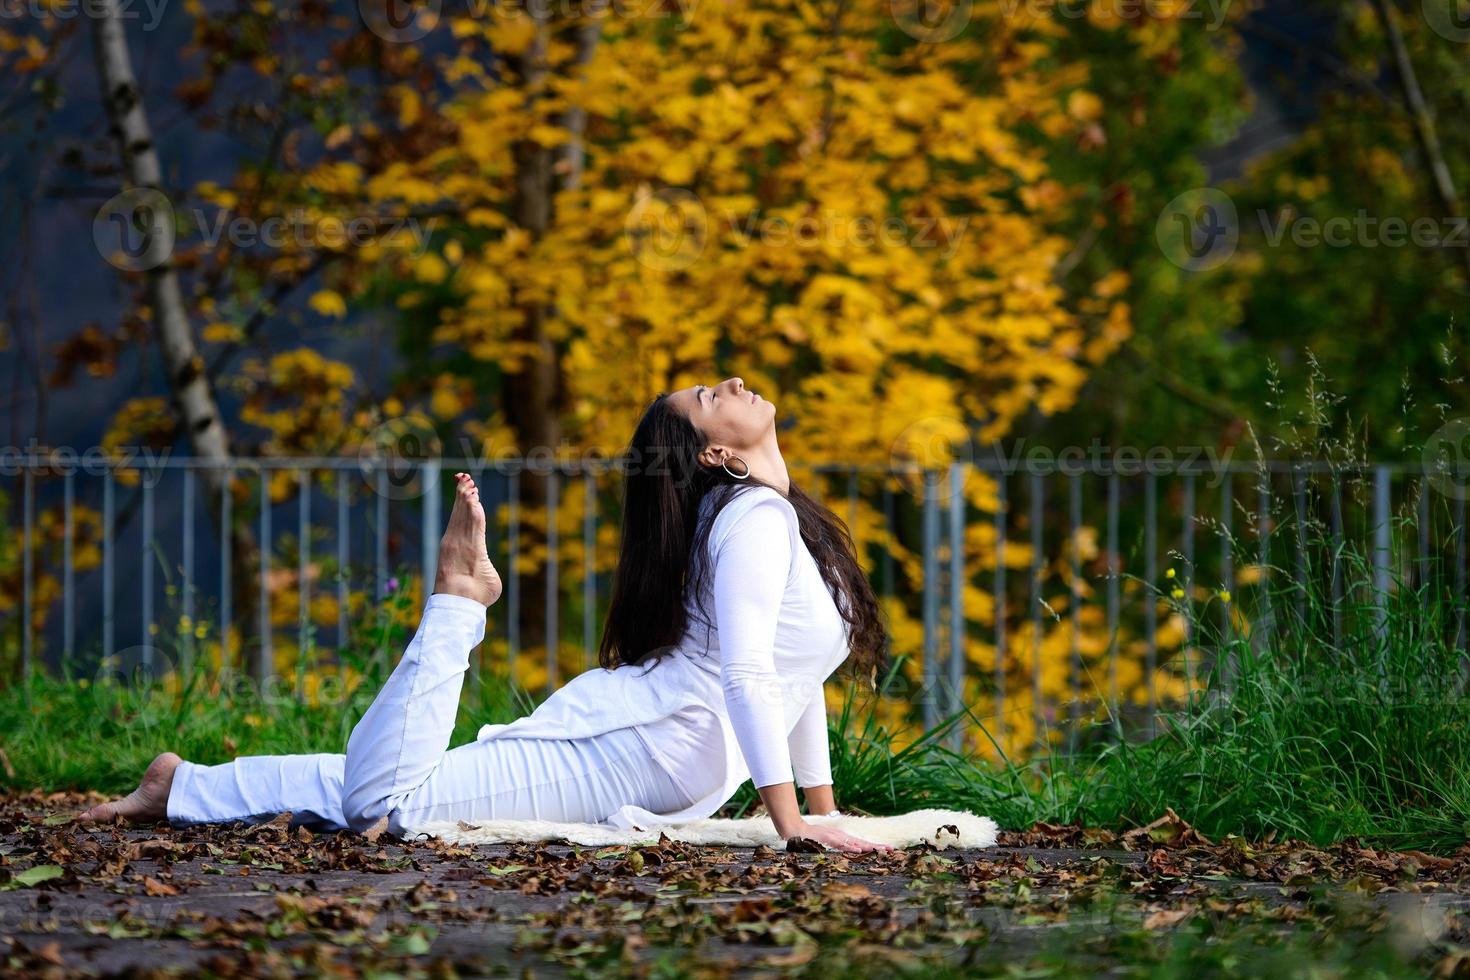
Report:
739,440,790,494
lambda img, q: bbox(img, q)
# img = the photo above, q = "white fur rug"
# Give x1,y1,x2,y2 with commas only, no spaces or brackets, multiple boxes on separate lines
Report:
409,807,998,850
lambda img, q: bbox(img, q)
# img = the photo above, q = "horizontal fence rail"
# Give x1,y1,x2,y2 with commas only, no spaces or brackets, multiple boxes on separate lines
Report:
3,453,1468,758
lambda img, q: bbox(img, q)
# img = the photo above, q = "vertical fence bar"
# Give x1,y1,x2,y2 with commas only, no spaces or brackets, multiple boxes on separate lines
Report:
484,468,499,575
881,481,895,599
1181,472,1196,694
421,461,441,602
104,469,115,662
921,470,939,732
142,474,154,671
1143,472,1157,734
1457,492,1467,652
475,467,496,691
1258,471,1273,642
182,469,195,656
508,469,521,677
337,470,349,650
1417,481,1431,592
993,470,1007,746
22,466,33,680
1029,471,1044,753
375,467,388,603
1068,471,1082,750
64,469,75,662
947,463,965,750
1292,468,1309,630
1107,471,1120,710
1219,471,1232,689
545,468,560,695
1372,466,1391,639
583,467,596,673
298,468,310,696
221,467,232,659
259,472,272,683
1330,474,1344,650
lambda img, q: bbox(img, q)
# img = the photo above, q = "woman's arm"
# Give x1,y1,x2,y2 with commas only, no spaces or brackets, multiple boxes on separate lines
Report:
712,496,888,853
788,683,835,813
712,497,805,837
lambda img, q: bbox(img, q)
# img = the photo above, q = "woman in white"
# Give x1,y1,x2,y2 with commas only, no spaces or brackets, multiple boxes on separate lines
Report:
80,377,894,855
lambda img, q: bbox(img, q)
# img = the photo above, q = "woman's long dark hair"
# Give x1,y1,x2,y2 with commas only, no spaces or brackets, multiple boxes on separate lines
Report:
598,393,889,688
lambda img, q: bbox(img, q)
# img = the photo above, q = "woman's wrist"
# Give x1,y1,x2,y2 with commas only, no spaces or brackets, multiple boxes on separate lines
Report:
757,781,808,839
801,784,837,816
775,816,808,839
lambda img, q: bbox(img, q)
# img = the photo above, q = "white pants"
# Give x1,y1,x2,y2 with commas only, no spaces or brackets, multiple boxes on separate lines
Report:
166,593,695,834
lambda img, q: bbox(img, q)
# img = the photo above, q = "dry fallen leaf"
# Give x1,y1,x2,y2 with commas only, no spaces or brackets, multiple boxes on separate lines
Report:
1143,907,1192,929
143,875,180,896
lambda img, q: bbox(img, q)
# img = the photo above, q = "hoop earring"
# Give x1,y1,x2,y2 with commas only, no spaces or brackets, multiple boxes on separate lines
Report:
722,454,751,480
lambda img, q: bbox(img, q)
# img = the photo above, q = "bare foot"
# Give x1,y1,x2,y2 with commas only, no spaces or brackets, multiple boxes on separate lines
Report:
77,752,183,823
433,472,503,607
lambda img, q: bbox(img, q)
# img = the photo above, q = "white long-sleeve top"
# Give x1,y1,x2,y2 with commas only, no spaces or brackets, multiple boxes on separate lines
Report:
472,485,852,830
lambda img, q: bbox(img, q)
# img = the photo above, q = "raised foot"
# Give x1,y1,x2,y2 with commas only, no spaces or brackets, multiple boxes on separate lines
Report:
433,472,503,608
77,751,183,824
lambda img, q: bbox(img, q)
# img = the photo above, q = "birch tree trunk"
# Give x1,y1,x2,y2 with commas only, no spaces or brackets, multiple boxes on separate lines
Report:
90,0,266,681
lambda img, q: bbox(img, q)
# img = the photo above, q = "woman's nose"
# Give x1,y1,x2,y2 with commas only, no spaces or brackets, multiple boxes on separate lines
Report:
726,377,744,393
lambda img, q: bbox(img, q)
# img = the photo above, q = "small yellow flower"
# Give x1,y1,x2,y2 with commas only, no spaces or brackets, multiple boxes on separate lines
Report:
1165,568,1176,579
1171,588,1185,600
1219,590,1232,604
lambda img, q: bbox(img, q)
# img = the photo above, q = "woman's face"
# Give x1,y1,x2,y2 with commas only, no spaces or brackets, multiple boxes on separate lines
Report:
667,376,776,455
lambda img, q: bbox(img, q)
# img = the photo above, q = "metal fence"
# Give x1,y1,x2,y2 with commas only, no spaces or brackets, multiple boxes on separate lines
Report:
4,453,1469,753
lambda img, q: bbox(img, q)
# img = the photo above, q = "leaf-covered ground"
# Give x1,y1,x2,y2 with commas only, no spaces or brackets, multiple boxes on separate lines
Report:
2,792,1468,978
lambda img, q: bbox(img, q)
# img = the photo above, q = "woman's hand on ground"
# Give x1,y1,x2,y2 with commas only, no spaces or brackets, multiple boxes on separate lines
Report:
781,820,894,854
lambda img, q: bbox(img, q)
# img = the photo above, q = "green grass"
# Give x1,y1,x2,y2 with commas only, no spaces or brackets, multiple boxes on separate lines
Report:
4,509,1469,855
818,507,1470,854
